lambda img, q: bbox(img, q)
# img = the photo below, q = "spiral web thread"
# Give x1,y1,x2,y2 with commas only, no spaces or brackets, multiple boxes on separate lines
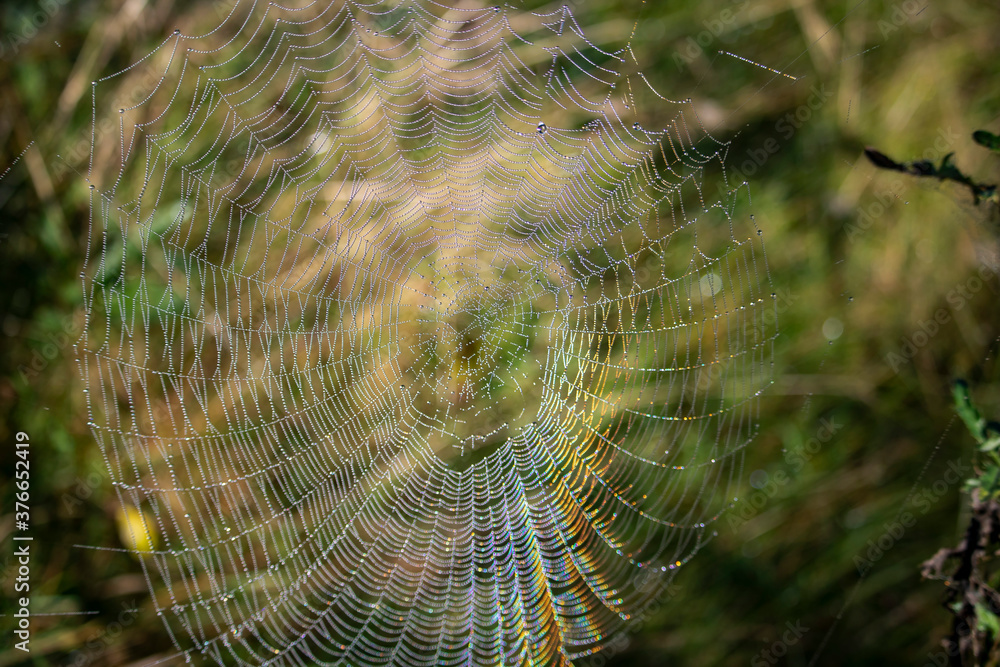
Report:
76,0,776,664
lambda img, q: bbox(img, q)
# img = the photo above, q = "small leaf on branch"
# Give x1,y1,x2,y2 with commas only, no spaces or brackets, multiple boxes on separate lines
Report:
864,147,906,171
954,379,986,444
973,130,1000,152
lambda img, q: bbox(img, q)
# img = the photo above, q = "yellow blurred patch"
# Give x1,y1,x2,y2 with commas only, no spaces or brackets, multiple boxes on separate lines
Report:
115,506,159,556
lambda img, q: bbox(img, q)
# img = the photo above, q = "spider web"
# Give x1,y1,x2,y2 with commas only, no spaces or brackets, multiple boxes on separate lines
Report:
75,0,776,664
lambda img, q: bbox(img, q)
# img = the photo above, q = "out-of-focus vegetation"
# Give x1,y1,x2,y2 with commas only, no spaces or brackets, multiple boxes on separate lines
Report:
0,0,999,665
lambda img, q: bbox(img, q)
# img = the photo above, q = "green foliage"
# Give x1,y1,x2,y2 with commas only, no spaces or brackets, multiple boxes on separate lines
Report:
976,602,1000,640
955,380,1000,499
921,381,1000,665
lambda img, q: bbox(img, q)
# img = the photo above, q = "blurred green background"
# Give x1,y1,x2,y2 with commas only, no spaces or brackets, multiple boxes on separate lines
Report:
1,0,999,665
